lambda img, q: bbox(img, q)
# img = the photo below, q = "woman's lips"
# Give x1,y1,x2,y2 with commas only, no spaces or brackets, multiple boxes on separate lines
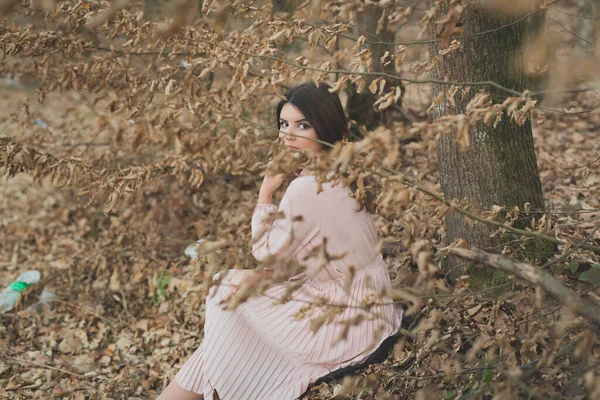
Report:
285,145,299,151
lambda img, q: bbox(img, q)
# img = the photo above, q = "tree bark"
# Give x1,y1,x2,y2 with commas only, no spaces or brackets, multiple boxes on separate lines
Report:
523,1,550,101
144,0,162,20
427,4,546,285
577,0,600,53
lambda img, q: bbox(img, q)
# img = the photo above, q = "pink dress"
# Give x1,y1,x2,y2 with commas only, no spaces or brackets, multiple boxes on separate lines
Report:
174,174,403,399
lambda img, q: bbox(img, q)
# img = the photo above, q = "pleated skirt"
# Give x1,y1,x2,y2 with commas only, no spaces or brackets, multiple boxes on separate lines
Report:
174,255,403,400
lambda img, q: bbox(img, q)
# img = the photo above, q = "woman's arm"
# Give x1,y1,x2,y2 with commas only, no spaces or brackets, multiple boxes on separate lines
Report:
251,177,321,278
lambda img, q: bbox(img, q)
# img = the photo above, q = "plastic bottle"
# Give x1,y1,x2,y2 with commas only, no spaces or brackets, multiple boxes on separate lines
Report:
184,239,206,261
0,270,41,313
28,287,57,313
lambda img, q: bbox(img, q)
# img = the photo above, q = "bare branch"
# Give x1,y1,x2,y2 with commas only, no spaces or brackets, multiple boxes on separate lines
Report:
547,15,596,48
188,37,526,95
399,174,600,254
0,355,84,378
448,247,600,329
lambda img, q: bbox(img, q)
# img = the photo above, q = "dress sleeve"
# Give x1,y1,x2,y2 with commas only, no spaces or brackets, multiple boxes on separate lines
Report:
251,177,321,275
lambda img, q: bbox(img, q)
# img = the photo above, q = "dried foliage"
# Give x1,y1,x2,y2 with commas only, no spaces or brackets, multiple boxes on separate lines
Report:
1,0,599,399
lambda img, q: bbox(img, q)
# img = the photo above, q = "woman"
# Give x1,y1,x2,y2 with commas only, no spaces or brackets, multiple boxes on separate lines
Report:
158,82,402,400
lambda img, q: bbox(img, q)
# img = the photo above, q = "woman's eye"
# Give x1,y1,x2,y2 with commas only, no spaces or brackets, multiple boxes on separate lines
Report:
279,121,289,128
299,123,311,130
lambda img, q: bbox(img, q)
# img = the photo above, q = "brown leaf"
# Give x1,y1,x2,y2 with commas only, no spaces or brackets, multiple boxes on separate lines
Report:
437,5,464,49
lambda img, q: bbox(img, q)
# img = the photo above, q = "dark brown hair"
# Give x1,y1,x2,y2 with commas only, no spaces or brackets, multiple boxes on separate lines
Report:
276,82,349,148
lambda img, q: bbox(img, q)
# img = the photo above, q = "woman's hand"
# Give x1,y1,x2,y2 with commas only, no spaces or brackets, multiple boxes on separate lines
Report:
258,172,286,204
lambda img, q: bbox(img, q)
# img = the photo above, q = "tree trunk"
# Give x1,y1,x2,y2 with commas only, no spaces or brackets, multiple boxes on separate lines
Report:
272,0,295,14
346,6,402,134
145,0,162,20
523,1,549,101
577,0,600,53
427,4,547,286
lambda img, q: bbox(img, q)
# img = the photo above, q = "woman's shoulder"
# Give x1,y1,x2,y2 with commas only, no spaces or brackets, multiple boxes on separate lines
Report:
286,175,320,195
287,174,346,197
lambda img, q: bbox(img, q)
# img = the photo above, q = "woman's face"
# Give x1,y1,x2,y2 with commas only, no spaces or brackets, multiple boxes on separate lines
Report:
278,103,322,154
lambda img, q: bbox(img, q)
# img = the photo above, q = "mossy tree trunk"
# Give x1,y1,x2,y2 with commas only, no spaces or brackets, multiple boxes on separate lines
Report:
426,4,547,286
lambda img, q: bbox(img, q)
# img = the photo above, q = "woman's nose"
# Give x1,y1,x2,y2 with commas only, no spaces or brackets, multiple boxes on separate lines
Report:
279,130,294,142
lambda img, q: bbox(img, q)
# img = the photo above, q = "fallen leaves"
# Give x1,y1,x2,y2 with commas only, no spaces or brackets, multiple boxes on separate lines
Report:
58,329,88,354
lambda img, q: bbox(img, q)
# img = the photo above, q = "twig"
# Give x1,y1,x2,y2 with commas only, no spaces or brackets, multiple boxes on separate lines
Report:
187,37,525,96
295,0,560,47
93,46,201,57
468,0,560,38
297,20,440,47
186,36,593,101
514,305,563,328
398,174,600,254
0,355,84,378
534,101,600,115
50,299,116,326
581,283,600,295
564,155,600,171
448,248,600,329
542,224,600,269
547,15,596,48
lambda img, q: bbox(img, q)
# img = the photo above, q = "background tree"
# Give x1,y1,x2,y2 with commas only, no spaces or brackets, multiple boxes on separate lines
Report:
144,0,162,20
346,3,403,134
577,0,600,53
272,0,295,14
427,2,548,285
524,0,550,100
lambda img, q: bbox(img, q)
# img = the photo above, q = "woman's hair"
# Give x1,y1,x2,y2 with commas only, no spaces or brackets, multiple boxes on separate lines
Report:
276,82,349,148
276,82,378,214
